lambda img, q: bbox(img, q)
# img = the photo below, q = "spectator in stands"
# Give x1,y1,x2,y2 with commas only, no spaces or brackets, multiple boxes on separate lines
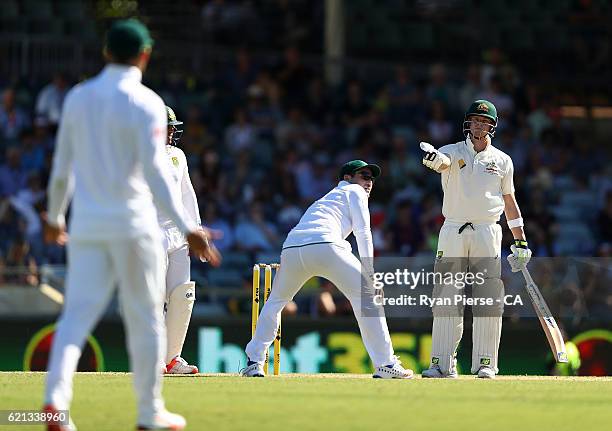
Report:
0,147,28,197
275,106,319,153
388,66,419,126
225,108,256,154
459,64,484,111
234,201,280,252
427,100,453,145
388,200,424,256
203,201,234,252
35,73,69,127
276,46,311,105
426,63,458,113
0,88,30,142
341,80,371,134
19,129,46,174
0,234,38,286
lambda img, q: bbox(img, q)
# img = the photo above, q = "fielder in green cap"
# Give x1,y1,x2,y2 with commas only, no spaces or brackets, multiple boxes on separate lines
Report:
42,16,219,431
241,159,414,379
104,18,154,70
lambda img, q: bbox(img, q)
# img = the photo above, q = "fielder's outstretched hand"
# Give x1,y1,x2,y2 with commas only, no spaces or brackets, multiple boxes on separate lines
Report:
420,141,450,171
187,227,223,267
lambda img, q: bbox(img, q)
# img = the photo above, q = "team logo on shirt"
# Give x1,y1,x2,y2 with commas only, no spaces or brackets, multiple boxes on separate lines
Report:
484,161,499,175
172,156,179,167
436,250,444,260
458,159,466,169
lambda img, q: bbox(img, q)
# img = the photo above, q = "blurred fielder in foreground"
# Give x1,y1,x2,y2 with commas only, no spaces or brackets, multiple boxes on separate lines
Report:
420,100,531,379
160,106,201,374
42,19,220,431
241,160,413,379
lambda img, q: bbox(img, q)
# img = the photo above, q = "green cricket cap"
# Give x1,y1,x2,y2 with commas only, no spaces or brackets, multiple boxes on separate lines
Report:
339,160,381,179
105,19,153,61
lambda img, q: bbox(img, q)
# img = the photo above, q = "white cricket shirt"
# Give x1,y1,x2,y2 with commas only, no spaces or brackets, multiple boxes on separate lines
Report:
283,181,374,258
47,64,197,240
157,145,201,229
439,137,514,223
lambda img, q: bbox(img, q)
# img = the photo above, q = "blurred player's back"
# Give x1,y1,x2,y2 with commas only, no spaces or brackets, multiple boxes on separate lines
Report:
58,66,167,239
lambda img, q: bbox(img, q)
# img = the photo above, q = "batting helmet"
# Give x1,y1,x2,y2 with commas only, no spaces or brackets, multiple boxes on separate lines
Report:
166,106,183,145
463,99,498,138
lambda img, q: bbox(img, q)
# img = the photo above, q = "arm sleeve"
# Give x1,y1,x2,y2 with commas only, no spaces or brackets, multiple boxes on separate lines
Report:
138,99,197,234
348,187,374,259
180,153,201,226
501,157,515,195
46,93,75,227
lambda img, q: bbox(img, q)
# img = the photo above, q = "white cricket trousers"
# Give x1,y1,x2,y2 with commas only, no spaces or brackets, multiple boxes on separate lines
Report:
430,221,504,374
245,243,395,368
162,225,190,299
45,232,166,425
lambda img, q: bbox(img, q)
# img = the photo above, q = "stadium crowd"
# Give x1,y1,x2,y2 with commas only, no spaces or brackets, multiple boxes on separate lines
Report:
0,46,610,315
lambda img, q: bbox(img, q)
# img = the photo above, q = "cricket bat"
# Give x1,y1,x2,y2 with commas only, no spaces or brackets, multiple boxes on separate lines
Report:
521,267,568,363
39,283,64,305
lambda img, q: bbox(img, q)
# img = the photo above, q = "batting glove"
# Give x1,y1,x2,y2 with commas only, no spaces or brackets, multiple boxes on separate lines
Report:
420,142,450,171
507,240,532,272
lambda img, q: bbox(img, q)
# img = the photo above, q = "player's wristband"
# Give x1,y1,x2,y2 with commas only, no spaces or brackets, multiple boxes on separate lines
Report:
513,239,528,249
507,217,524,229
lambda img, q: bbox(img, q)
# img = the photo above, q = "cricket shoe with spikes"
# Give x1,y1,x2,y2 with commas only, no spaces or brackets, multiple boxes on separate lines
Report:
421,364,458,378
373,356,414,379
165,356,198,374
43,404,77,431
240,359,265,377
137,410,186,430
477,366,496,379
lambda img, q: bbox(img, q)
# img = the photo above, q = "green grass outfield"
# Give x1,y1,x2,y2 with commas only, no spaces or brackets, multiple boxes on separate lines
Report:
1,372,612,431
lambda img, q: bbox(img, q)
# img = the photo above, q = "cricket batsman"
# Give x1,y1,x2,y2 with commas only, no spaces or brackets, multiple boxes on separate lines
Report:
241,161,413,379
419,100,532,379
160,106,202,374
42,19,220,430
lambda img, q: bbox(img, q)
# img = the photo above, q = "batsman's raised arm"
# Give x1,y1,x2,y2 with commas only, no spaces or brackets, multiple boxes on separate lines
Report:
420,141,451,172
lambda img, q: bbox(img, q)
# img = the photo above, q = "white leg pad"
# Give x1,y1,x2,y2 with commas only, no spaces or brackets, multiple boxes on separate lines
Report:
430,316,463,375
165,282,195,364
471,316,502,374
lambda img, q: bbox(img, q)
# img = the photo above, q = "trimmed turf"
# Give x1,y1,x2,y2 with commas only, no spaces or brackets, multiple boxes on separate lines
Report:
1,372,611,430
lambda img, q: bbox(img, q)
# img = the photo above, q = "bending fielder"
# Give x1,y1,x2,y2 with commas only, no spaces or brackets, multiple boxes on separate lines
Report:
420,100,532,379
241,160,413,379
160,106,201,374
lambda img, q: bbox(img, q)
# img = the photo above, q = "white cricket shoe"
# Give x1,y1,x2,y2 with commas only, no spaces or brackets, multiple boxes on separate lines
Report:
240,360,265,377
43,404,77,431
421,364,458,378
137,410,186,430
373,356,414,379
477,366,496,379
165,356,198,375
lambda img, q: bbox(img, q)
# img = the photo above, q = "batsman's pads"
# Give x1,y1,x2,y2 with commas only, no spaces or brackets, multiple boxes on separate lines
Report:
165,281,196,363
421,142,450,171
